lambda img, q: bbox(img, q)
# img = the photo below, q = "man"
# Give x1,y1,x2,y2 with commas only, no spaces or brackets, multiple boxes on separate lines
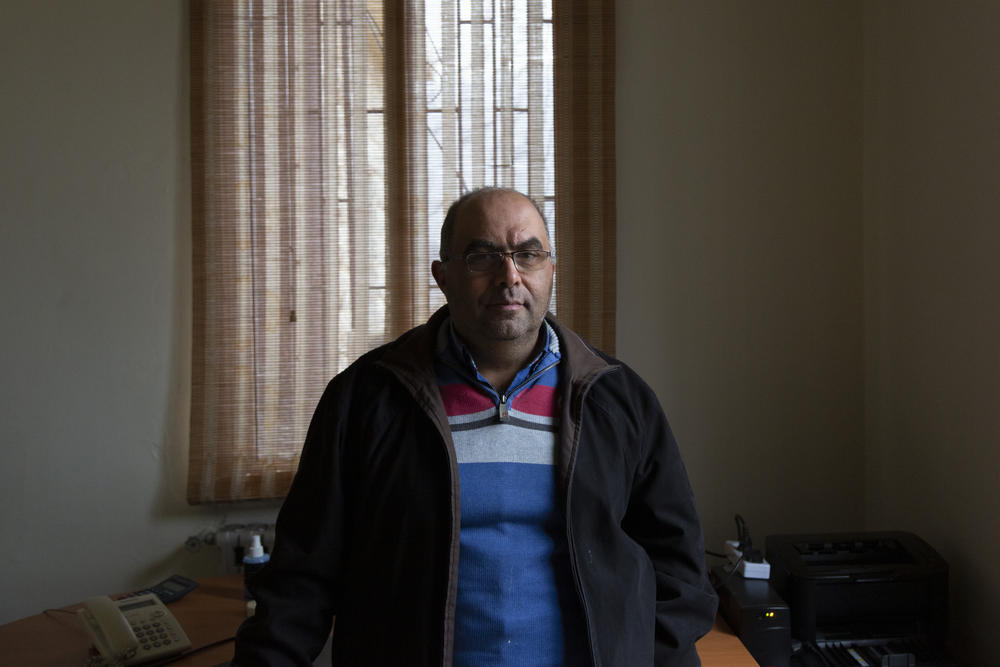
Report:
233,187,718,666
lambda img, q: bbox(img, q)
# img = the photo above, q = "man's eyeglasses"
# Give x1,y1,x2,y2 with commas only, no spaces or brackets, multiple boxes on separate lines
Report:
461,249,553,273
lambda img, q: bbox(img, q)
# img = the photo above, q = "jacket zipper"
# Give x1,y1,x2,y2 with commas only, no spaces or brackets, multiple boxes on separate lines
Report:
380,362,461,667
563,366,619,666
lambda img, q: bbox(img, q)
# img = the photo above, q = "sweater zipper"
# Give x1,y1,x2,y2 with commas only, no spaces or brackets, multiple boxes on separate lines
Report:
497,359,560,423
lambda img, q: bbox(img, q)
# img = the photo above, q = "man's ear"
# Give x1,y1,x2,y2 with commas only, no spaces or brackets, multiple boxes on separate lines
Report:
431,260,447,293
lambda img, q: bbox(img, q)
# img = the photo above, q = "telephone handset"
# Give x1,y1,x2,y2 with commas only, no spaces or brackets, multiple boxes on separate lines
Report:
77,593,192,665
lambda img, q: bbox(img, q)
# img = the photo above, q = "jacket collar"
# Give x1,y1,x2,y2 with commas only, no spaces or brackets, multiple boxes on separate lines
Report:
546,312,618,389
380,305,615,394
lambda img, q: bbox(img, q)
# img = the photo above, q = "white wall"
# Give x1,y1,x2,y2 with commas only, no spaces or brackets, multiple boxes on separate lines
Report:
617,0,865,553
864,3,1000,664
0,1,277,625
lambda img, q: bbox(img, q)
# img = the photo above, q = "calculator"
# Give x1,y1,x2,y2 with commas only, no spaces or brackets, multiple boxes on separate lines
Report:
118,574,199,604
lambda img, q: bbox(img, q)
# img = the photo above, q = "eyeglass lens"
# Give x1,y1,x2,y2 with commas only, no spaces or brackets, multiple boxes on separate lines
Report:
465,250,550,272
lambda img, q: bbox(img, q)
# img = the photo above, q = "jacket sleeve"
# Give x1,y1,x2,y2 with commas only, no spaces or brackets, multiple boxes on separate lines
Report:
231,377,354,667
621,373,719,666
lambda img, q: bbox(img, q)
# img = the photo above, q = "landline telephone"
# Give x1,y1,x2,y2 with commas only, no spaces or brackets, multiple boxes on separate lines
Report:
77,593,192,665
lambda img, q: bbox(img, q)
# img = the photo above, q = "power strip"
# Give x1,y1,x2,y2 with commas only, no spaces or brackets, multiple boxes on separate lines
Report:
725,540,771,579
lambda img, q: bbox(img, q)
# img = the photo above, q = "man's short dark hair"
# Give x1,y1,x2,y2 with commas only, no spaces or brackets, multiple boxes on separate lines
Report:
439,186,549,261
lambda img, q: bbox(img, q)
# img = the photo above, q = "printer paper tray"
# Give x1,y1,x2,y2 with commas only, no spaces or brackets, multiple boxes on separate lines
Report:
794,635,957,667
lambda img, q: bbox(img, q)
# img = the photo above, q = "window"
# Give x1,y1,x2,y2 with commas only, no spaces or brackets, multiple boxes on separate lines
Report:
189,0,615,503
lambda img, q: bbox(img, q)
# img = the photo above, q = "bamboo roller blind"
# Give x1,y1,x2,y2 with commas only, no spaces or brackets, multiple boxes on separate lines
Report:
189,0,614,503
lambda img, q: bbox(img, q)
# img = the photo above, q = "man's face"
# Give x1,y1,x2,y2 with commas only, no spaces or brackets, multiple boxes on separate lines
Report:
432,191,555,352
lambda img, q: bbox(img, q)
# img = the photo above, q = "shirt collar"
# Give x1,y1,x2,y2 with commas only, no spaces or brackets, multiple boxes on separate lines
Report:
435,316,560,383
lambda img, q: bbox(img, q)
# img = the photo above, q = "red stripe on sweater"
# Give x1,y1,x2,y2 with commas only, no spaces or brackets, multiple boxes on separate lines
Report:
439,383,494,416
510,384,557,417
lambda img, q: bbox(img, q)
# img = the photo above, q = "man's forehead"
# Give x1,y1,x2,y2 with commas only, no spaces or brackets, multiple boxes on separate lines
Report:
453,191,547,242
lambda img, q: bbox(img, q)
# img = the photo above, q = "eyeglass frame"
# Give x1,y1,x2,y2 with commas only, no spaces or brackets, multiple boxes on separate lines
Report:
443,248,555,273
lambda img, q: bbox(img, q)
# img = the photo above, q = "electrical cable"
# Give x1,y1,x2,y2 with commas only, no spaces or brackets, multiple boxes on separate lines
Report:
711,553,745,592
734,513,763,562
707,513,762,591
147,636,237,666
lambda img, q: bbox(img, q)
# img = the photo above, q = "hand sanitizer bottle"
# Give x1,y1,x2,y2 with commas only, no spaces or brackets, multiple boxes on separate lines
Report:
243,534,270,601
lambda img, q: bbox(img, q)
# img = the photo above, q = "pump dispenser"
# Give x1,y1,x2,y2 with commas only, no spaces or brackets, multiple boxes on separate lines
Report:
243,534,270,601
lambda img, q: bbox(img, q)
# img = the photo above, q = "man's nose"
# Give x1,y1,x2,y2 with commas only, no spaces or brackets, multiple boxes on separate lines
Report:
494,253,522,286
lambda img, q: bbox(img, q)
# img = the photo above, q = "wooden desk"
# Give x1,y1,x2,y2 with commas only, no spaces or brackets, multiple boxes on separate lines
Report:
697,616,760,665
0,576,244,667
0,575,756,666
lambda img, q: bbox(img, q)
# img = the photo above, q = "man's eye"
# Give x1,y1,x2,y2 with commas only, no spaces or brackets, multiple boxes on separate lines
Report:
518,251,543,260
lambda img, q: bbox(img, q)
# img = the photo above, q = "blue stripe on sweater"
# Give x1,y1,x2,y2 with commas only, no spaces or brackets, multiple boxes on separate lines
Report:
453,462,573,667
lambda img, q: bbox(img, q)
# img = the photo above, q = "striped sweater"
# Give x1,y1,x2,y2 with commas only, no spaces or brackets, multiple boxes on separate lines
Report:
435,320,587,666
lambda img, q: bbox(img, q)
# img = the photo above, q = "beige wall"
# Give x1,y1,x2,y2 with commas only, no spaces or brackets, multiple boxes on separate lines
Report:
865,2,1000,663
617,0,866,550
0,1,276,625
618,1,999,664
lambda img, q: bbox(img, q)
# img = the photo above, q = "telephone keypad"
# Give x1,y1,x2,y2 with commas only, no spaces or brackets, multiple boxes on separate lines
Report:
119,597,190,660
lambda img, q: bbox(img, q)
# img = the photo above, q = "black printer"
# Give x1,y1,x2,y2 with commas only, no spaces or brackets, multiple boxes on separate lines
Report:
766,531,954,666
